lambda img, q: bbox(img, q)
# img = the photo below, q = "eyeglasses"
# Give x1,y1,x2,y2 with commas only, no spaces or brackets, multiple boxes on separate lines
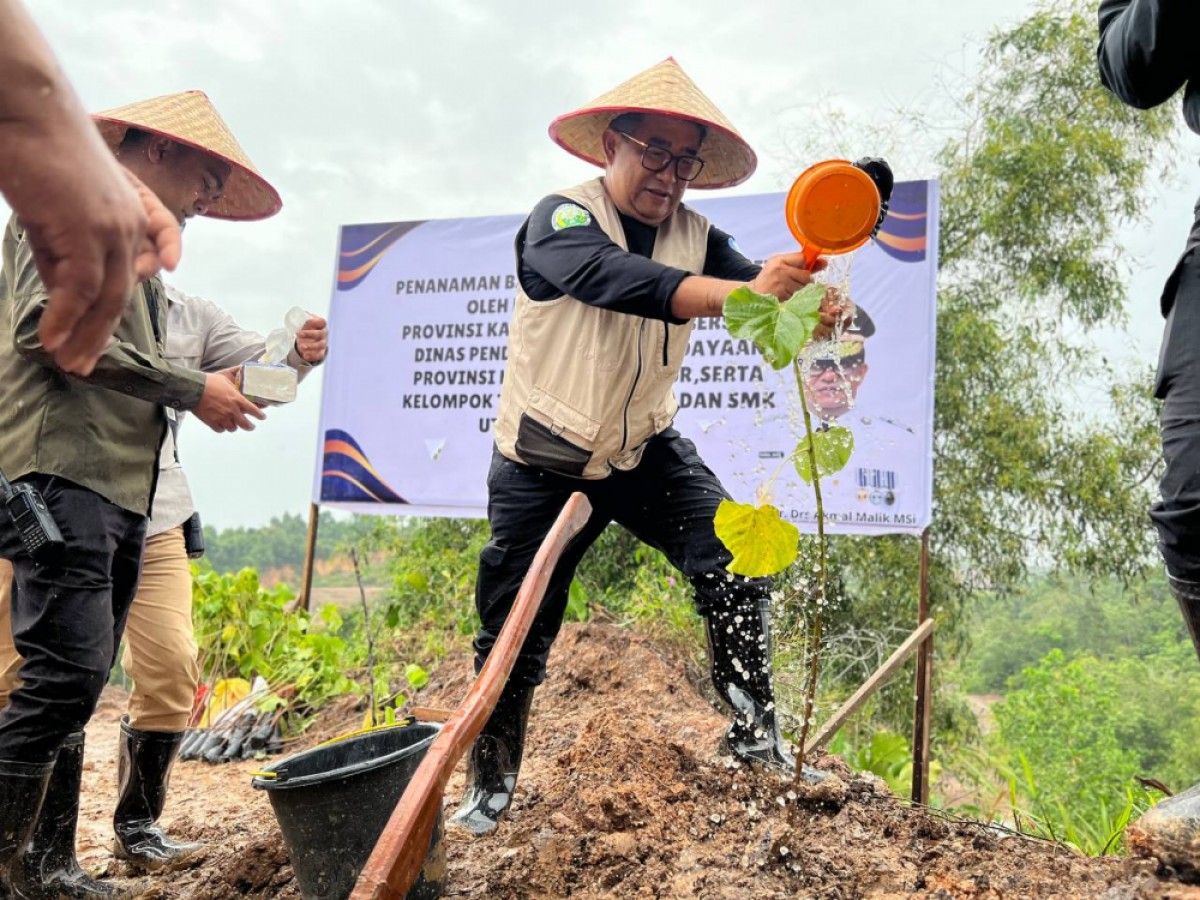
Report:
809,355,866,374
616,132,706,182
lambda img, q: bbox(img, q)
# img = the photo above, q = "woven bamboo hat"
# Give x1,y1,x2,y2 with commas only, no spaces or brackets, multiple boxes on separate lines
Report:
549,57,756,190
95,90,281,221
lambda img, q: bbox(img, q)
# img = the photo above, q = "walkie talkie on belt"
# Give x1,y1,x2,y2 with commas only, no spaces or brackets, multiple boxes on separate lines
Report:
0,468,65,563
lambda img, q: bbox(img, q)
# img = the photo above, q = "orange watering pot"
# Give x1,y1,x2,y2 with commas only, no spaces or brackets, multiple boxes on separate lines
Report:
785,160,881,269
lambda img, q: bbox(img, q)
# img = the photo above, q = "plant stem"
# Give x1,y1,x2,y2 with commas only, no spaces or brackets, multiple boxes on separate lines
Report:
350,548,378,727
792,357,828,786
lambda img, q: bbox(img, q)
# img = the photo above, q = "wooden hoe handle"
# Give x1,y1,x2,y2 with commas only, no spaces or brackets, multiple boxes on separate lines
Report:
351,492,593,900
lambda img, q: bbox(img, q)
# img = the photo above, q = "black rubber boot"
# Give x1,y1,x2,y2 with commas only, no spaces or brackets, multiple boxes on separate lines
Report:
10,732,141,899
0,756,54,898
112,718,202,872
1171,575,1200,663
447,683,534,835
706,597,826,783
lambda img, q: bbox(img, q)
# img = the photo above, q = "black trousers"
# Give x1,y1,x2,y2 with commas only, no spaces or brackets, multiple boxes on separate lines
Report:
475,428,770,686
0,475,146,763
1153,248,1200,581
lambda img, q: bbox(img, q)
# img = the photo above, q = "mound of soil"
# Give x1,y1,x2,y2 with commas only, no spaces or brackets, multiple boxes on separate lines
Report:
72,623,1200,898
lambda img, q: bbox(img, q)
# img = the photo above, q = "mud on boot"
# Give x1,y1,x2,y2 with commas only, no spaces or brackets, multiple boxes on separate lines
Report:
0,756,54,900
706,598,828,784
448,683,534,836
112,719,202,872
9,733,145,899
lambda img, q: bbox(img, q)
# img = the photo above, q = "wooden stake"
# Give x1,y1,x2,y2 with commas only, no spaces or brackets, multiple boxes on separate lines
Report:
804,617,935,755
299,502,320,612
910,528,933,805
351,493,592,900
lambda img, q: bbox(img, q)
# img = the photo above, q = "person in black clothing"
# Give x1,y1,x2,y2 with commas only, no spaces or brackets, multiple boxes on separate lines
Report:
1098,0,1200,868
448,57,892,835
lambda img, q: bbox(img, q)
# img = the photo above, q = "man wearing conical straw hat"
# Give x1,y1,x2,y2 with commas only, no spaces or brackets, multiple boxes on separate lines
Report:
454,58,890,835
0,90,278,898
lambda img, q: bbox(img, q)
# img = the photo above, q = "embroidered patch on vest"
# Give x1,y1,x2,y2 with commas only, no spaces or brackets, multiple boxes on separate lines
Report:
551,203,592,231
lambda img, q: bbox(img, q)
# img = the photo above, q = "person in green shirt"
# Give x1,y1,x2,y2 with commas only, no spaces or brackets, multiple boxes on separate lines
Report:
0,90,279,900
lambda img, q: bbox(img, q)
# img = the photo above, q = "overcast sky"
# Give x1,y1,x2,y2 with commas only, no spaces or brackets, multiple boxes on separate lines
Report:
19,0,1200,529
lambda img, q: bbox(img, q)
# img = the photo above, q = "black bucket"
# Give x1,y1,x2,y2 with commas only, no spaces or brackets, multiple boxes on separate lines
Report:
252,722,444,900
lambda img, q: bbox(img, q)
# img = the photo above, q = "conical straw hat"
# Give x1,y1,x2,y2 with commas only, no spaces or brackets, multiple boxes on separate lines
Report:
95,91,281,221
549,57,756,190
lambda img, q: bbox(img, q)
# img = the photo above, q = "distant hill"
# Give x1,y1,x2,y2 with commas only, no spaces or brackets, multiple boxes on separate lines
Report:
201,511,378,585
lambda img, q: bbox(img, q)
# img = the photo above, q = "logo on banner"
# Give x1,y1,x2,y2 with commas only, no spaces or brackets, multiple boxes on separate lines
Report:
321,430,407,503
337,221,425,292
874,181,928,263
856,467,897,506
551,203,592,231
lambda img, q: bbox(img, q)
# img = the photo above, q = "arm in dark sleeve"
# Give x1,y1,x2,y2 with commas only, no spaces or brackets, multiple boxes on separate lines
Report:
520,194,690,323
703,225,762,281
1098,0,1199,108
8,227,205,408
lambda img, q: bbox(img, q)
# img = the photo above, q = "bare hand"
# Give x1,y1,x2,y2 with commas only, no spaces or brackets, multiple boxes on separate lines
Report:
15,148,182,377
0,2,180,376
35,170,182,377
812,285,856,342
749,252,827,302
295,315,328,363
127,169,182,279
193,371,266,433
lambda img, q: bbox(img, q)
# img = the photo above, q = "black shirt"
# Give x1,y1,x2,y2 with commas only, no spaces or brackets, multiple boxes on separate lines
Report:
516,193,762,325
1098,0,1200,257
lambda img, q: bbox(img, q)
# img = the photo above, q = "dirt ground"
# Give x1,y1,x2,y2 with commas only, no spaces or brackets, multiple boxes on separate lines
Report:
73,623,1200,898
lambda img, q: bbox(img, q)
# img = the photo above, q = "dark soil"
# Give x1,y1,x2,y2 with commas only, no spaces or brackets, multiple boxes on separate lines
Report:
73,623,1200,898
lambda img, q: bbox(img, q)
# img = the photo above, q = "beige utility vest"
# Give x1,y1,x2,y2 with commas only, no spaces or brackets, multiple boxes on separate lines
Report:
494,178,710,479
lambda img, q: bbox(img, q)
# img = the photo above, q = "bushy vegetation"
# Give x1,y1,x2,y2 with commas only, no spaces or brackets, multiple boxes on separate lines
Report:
190,565,428,733
943,574,1200,853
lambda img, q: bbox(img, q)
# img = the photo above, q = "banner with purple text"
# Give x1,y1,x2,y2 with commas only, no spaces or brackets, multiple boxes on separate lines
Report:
314,181,938,534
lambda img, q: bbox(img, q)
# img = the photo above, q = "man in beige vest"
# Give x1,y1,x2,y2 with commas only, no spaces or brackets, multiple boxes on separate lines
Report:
0,91,278,898
452,58,893,834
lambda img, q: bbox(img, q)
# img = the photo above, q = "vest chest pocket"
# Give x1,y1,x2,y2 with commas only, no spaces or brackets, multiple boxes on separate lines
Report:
577,307,631,373
515,389,602,477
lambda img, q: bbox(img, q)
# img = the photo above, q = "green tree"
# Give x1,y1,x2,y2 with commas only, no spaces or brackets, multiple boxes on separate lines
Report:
775,0,1178,737
202,511,374,577
992,648,1150,853
963,572,1200,799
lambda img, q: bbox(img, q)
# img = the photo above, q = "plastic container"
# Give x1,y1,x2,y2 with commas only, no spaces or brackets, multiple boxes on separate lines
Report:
252,722,444,900
785,159,881,267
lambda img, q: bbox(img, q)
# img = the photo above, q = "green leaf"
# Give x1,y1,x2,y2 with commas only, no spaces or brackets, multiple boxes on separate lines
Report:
318,604,343,630
794,425,855,484
404,663,429,689
713,499,799,577
565,578,591,623
724,284,823,370
402,571,429,593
